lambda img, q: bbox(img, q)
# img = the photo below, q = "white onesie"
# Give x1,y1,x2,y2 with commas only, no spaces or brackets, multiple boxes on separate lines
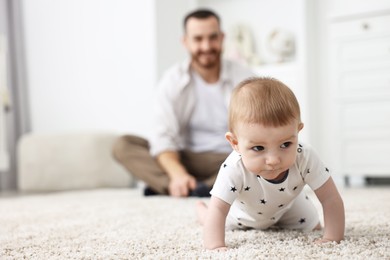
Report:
210,143,331,231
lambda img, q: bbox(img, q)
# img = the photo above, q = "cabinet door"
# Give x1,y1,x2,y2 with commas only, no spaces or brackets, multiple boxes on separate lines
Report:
329,12,390,177
341,101,390,174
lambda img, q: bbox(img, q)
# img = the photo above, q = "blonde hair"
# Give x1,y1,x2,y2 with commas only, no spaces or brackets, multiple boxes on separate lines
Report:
229,77,301,132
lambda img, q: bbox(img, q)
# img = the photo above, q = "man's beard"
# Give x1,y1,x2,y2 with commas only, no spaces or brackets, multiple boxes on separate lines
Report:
191,49,221,69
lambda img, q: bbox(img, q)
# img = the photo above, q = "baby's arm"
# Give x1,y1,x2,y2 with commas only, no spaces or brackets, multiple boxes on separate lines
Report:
203,196,231,250
314,177,345,243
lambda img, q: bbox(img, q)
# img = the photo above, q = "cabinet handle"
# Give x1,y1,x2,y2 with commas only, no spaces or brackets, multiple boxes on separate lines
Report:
361,22,370,31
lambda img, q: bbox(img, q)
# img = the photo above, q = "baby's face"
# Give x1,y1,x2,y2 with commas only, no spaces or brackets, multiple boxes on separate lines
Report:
229,120,303,181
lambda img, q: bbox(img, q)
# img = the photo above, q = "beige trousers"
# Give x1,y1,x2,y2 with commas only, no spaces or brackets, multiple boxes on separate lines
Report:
112,135,229,194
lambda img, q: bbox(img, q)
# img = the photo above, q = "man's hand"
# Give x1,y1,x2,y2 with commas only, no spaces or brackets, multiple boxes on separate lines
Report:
156,151,197,197
169,174,197,197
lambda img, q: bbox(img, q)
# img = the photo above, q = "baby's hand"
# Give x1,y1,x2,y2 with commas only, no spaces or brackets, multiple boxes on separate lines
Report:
314,238,334,244
211,246,228,251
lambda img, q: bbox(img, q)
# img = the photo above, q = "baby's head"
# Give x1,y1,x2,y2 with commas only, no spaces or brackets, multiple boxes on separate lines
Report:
226,77,303,180
229,77,301,133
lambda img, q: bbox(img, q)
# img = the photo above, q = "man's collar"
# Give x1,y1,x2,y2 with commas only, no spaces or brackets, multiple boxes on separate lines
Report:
181,58,232,84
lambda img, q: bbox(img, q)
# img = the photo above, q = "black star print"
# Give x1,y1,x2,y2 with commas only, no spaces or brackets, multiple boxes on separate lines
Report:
223,164,227,168
299,144,303,147
279,187,285,192
293,186,298,190
278,204,284,208
230,186,237,192
325,167,329,172
244,186,250,191
238,222,242,226
260,199,267,204
299,218,306,224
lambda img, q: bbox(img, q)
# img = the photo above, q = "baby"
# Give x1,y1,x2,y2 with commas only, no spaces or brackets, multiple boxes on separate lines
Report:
196,77,345,250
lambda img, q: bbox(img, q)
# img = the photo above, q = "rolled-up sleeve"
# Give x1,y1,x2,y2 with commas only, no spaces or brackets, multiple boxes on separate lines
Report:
149,63,192,157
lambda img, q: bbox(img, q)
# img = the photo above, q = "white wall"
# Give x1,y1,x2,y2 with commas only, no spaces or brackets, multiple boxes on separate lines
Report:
22,0,157,138
21,0,326,144
154,1,195,79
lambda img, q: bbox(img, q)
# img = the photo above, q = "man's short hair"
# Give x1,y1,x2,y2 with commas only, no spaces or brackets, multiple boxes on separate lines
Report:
183,9,220,31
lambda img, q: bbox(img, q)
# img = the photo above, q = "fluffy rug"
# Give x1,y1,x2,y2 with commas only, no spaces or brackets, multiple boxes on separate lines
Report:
0,187,389,259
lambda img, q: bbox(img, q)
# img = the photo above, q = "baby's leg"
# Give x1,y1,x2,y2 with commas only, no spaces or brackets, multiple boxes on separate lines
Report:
277,191,320,231
196,201,208,225
313,222,322,231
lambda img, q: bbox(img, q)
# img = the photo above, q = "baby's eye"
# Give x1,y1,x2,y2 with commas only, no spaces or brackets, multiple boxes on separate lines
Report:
252,146,264,152
281,142,292,148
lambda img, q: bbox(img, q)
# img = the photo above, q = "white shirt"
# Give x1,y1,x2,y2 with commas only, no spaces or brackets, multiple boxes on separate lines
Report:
149,59,255,156
187,71,231,153
210,143,331,229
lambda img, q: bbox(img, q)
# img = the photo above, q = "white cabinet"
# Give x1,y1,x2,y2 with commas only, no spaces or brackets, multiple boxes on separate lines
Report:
328,11,390,177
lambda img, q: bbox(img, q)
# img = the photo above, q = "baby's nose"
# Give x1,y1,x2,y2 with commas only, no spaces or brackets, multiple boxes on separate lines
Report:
266,154,280,165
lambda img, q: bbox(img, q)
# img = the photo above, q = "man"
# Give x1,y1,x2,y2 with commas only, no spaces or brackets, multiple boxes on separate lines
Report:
112,9,255,197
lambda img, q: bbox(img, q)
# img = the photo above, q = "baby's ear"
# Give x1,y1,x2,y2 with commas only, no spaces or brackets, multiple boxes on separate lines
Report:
298,123,304,131
225,132,239,151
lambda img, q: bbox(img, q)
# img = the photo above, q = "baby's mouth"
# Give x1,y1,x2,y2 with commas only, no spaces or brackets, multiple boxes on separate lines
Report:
264,168,281,173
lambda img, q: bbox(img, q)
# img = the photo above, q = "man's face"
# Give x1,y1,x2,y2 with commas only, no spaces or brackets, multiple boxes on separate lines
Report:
183,16,224,69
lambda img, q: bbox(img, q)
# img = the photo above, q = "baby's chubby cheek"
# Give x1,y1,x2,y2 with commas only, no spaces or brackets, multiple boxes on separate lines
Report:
242,158,261,174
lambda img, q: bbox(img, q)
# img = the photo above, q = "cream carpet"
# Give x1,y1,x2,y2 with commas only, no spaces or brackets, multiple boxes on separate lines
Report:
0,187,389,259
